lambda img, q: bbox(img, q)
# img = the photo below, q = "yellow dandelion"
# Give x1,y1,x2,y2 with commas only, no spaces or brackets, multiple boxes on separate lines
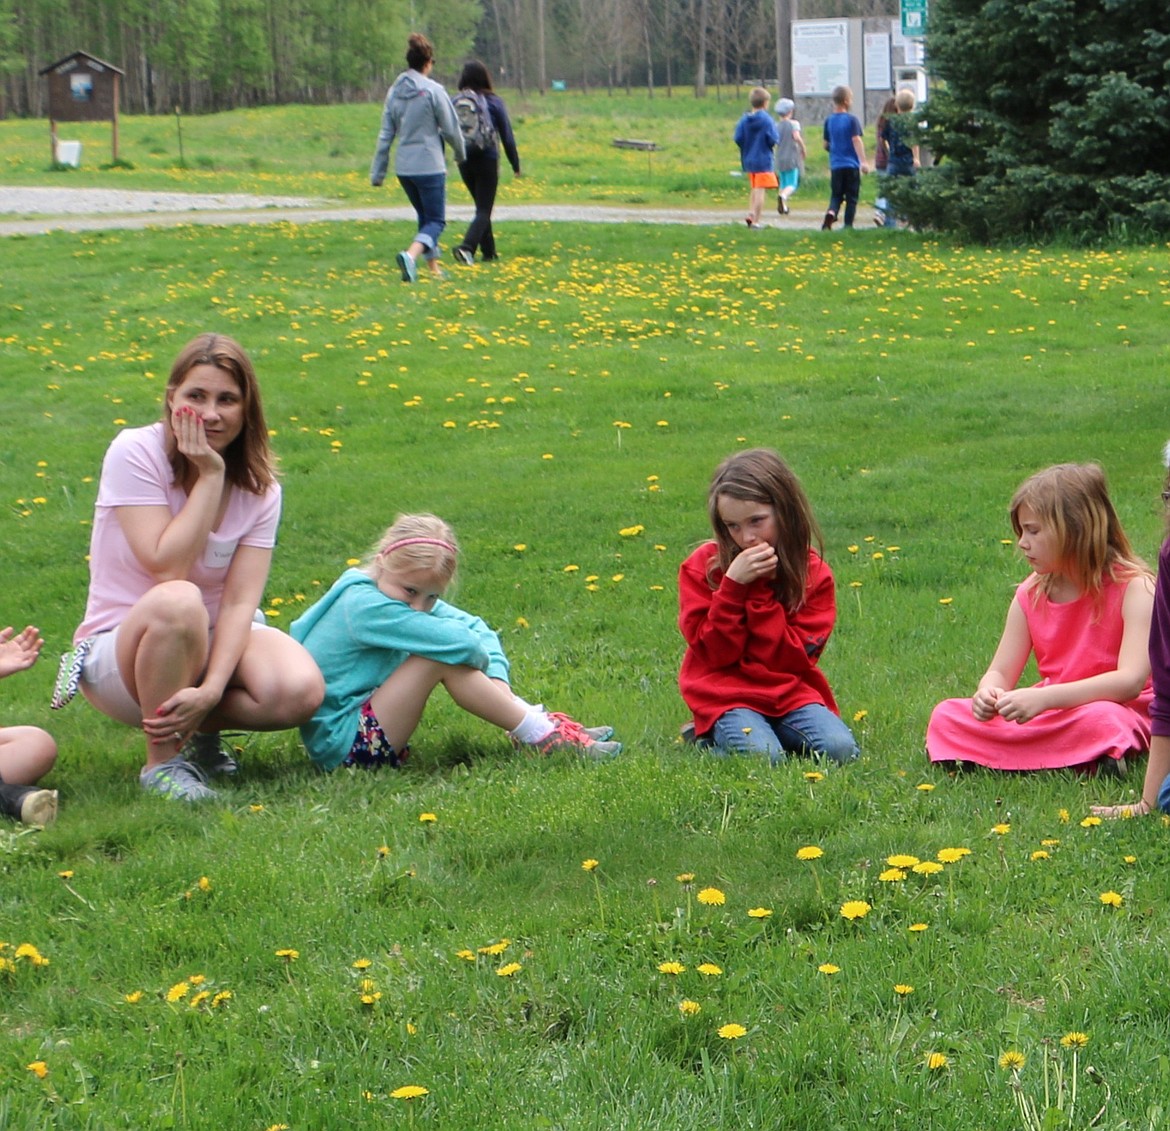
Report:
718,1023,747,1040
926,1052,949,1070
999,1050,1026,1070
936,848,970,863
747,907,773,919
1031,850,1050,861
1099,891,1123,908
916,783,935,792
992,823,1011,835
938,597,954,605
496,962,523,977
390,1085,429,1100
658,961,686,975
697,887,726,906
1060,1032,1089,1049
275,948,299,961
198,876,211,892
796,846,823,861
57,870,73,880
894,984,914,996
352,958,372,970
697,963,723,976
678,999,701,1016
1080,816,1102,828
418,812,437,823
675,872,695,883
27,1061,48,1079
124,991,143,1003
908,923,929,933
455,949,476,961
804,770,825,782
912,861,944,876
818,963,840,975
886,854,919,868
839,900,871,921
879,868,906,882
166,981,190,1002
478,939,510,956
581,858,599,871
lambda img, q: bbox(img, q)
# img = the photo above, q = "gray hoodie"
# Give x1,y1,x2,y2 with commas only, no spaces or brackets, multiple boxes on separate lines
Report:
370,69,466,183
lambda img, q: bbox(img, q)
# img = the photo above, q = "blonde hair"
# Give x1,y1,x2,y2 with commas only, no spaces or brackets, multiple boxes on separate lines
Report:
1009,463,1149,602
706,449,823,613
895,88,916,112
363,513,459,587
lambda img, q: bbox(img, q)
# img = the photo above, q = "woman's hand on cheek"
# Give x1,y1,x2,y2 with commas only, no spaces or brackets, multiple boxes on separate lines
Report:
172,406,224,475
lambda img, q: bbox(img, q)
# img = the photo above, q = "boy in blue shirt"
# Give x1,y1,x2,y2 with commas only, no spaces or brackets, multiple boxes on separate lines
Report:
734,87,780,230
821,85,870,230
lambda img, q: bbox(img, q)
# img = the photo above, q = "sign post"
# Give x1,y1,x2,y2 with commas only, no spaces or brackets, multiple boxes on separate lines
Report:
900,0,928,38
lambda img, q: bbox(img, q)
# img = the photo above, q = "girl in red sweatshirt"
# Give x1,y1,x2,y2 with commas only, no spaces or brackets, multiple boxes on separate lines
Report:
678,449,858,765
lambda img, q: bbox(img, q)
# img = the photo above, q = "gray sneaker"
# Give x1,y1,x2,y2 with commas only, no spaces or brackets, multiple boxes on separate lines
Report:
452,246,475,266
546,712,613,742
530,716,622,760
140,756,218,802
183,733,240,777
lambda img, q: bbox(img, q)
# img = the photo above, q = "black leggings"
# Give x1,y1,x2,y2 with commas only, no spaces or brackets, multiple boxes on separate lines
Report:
458,153,501,259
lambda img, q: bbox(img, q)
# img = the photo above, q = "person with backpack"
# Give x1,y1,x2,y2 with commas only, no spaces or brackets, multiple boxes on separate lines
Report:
450,61,522,266
370,33,466,283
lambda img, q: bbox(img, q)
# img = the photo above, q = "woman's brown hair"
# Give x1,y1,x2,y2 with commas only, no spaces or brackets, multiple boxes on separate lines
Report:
406,32,434,71
706,448,822,612
164,333,276,495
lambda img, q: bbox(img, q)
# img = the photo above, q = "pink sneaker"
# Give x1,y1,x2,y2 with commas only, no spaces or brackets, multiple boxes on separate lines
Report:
528,715,622,760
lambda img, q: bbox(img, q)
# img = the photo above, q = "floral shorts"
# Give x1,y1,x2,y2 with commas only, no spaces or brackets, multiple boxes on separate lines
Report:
343,700,407,769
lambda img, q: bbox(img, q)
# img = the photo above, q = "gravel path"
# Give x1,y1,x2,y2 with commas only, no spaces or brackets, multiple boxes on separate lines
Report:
0,185,825,235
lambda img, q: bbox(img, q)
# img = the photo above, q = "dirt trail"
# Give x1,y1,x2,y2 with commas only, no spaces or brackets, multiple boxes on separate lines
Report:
0,186,826,236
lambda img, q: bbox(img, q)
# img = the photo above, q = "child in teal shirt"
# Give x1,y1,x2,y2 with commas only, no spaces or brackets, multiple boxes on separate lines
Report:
292,513,619,769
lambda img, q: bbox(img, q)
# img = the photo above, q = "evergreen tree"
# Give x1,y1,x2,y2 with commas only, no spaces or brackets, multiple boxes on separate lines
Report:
898,0,1170,241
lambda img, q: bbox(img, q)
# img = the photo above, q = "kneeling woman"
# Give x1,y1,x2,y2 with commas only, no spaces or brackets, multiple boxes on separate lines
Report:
68,333,323,801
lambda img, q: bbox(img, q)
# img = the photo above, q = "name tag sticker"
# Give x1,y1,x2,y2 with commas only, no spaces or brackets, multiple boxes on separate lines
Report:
204,536,238,569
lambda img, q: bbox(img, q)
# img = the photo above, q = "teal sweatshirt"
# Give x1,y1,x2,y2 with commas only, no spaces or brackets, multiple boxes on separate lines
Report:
290,569,510,770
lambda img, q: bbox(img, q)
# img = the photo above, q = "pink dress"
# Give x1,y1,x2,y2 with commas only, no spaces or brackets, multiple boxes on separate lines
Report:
926,575,1152,770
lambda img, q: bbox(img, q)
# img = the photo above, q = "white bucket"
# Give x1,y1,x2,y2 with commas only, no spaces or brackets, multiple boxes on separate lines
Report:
57,140,82,167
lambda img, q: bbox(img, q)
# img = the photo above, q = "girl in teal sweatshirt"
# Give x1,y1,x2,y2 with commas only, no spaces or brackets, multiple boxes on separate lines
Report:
291,513,619,770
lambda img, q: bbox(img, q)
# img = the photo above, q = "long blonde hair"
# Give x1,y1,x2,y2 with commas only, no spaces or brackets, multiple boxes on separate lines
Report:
362,513,459,588
706,449,823,612
1010,463,1149,600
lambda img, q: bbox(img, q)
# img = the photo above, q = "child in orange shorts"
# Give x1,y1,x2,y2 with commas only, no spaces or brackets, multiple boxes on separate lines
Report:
734,87,779,229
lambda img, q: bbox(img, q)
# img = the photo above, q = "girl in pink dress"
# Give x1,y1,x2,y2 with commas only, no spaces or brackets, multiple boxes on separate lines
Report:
926,463,1154,772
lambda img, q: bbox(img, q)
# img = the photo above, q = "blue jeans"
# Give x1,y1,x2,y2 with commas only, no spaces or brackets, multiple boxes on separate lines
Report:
709,705,859,766
397,173,446,260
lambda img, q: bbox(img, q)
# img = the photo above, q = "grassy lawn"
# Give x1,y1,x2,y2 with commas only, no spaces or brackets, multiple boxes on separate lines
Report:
3,114,1170,1127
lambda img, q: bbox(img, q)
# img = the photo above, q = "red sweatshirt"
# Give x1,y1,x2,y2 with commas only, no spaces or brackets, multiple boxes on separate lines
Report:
678,542,839,735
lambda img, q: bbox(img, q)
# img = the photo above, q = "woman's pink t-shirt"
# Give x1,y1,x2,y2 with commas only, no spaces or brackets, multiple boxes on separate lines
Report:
75,423,282,641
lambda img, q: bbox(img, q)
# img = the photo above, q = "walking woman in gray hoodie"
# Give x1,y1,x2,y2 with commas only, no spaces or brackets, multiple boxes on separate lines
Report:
370,33,466,283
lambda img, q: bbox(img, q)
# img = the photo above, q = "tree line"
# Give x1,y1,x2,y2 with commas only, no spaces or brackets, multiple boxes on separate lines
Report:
2,0,891,117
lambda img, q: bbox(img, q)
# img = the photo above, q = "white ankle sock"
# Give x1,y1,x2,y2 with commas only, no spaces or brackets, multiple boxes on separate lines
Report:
510,707,554,744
